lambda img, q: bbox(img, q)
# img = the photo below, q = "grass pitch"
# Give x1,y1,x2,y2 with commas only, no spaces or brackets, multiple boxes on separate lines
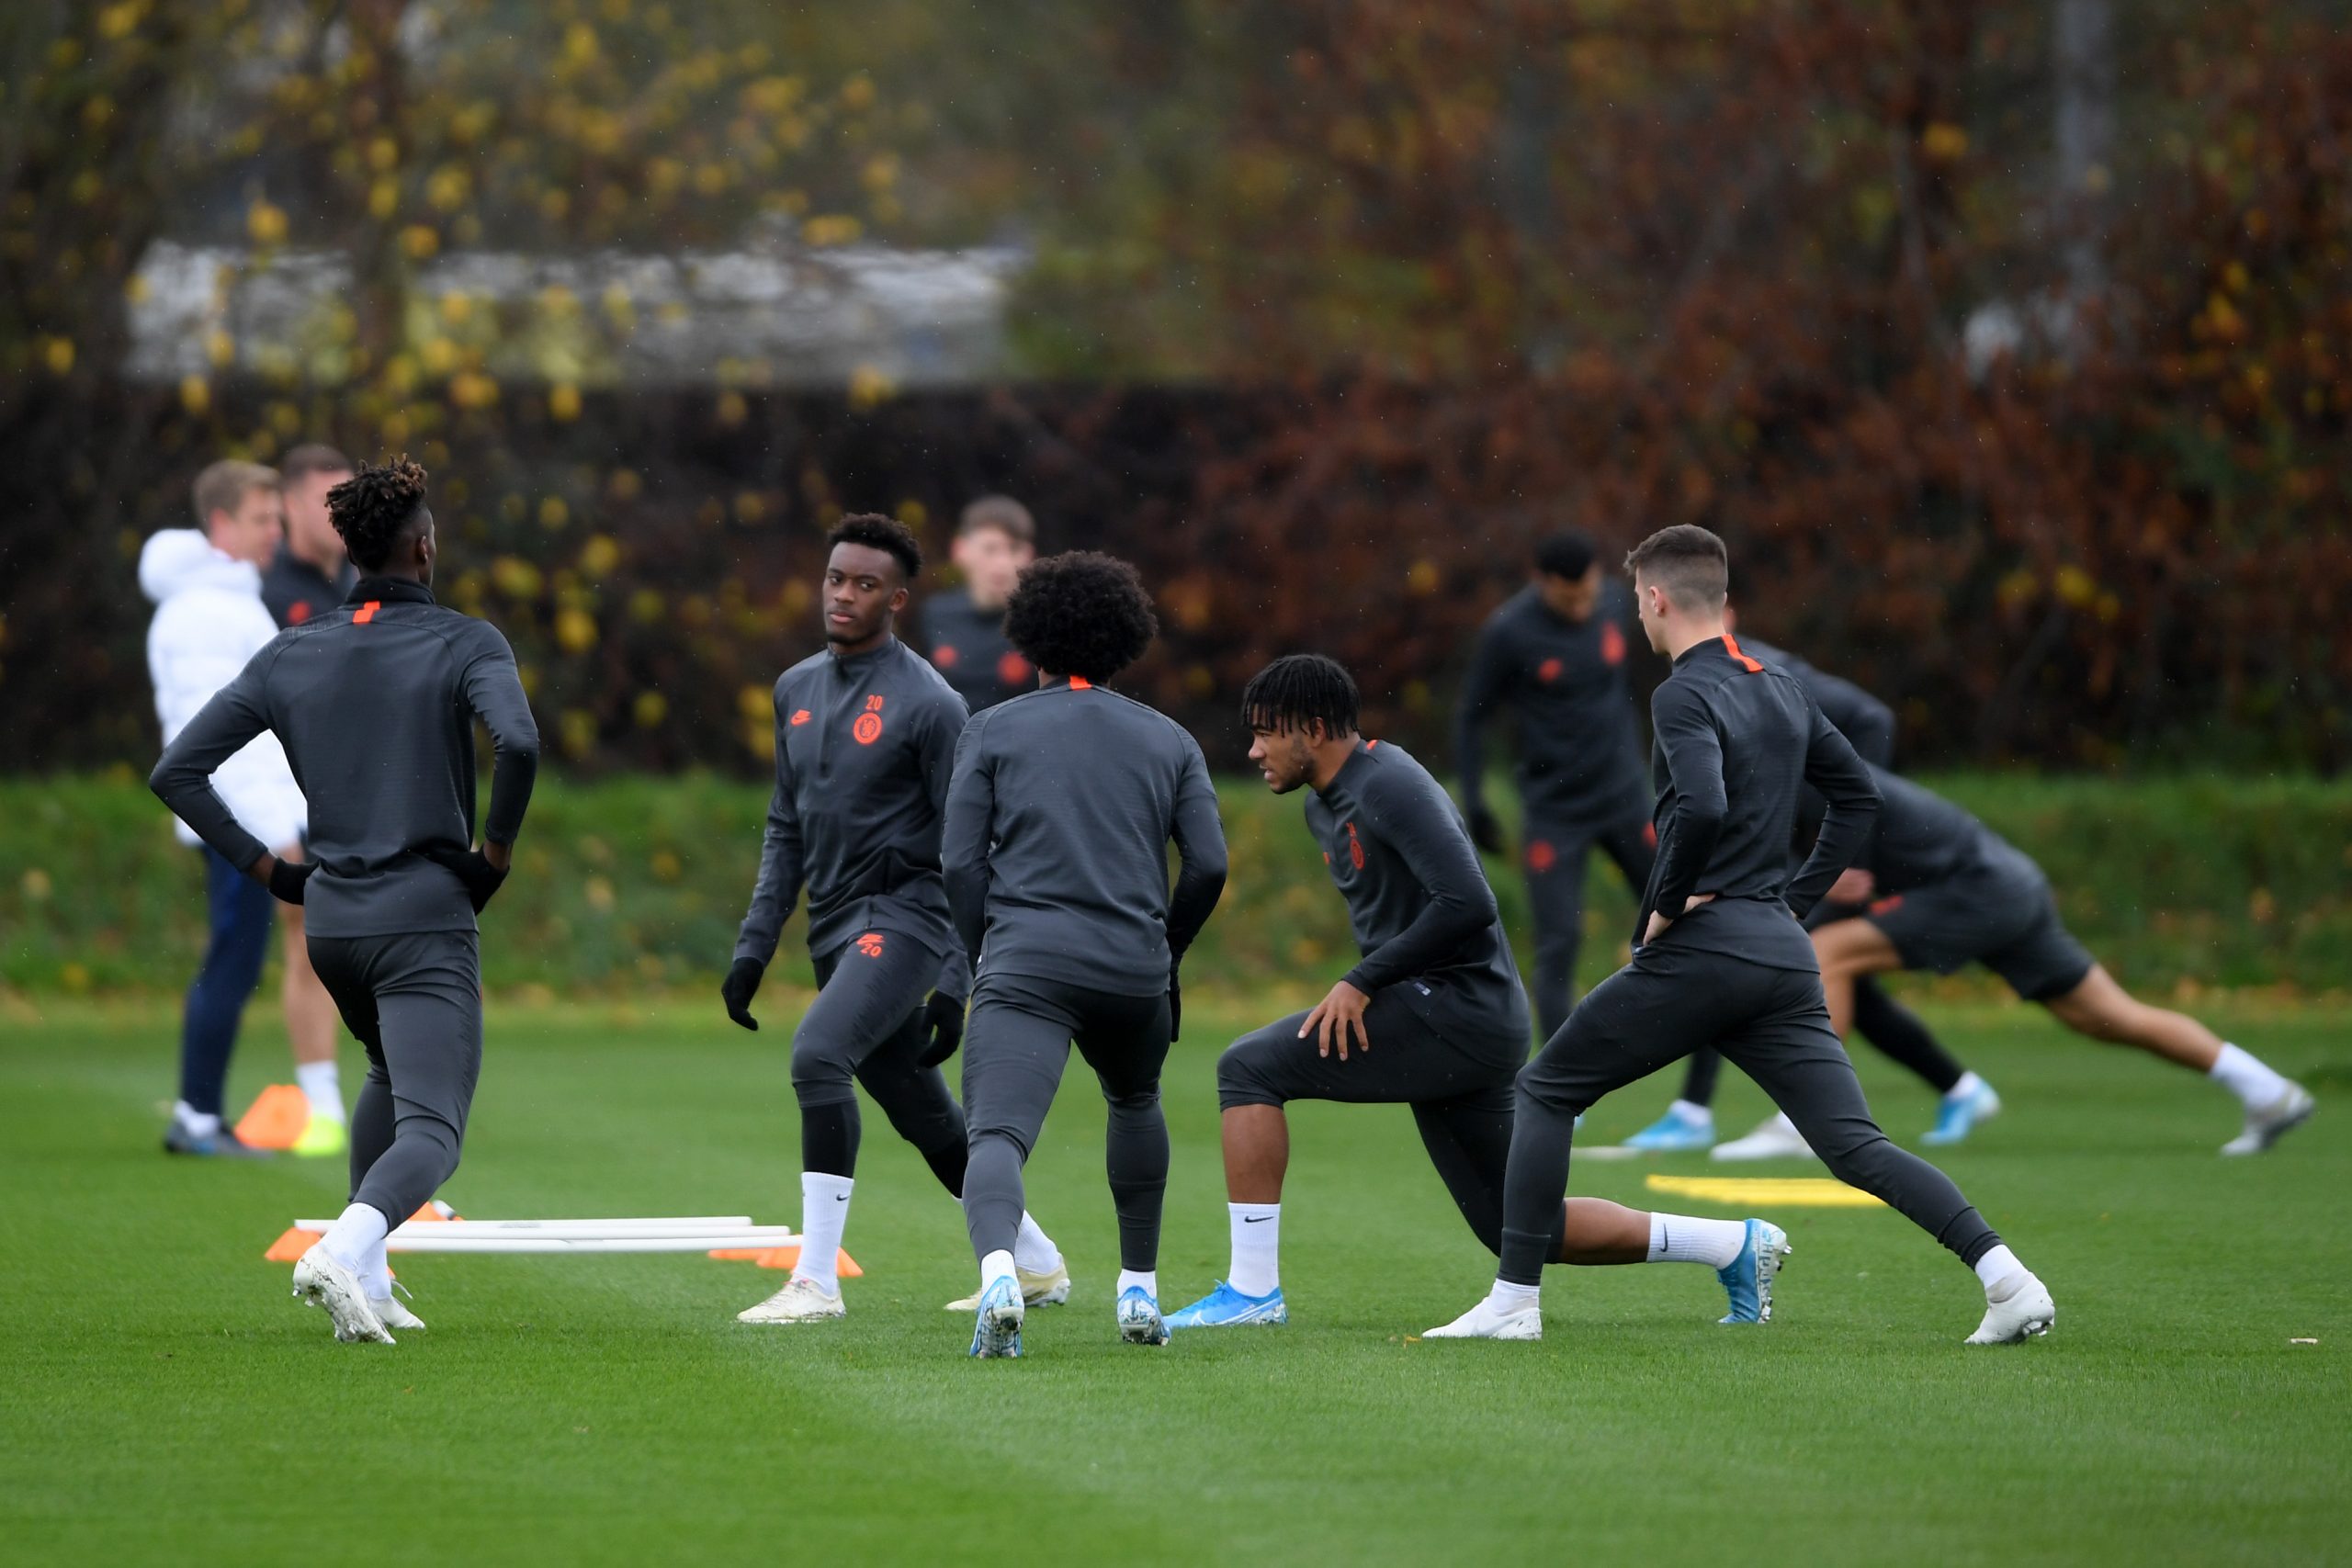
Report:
3,993,2346,1565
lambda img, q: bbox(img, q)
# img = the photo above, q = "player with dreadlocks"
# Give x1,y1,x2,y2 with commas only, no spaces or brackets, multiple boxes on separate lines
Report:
1164,655,1792,1330
152,456,540,1346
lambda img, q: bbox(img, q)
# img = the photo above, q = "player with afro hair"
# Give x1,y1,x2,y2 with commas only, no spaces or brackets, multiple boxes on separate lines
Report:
1001,550,1159,687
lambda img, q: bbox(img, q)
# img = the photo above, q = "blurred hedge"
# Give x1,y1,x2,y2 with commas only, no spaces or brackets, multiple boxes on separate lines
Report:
6,772,2346,1001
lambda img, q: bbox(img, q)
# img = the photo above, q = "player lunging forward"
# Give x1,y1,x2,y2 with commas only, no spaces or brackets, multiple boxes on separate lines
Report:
724,515,1066,1325
1166,656,1791,1331
944,553,1227,1358
152,457,539,1345
1430,526,2054,1347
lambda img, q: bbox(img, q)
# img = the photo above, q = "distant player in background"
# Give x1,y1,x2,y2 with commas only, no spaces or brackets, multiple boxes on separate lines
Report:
1625,627,1996,1157
918,495,1037,713
256,441,360,1158
152,457,539,1345
1166,656,1792,1332
1808,764,2316,1157
1456,532,1655,1039
140,460,334,1157
943,552,1227,1357
722,513,1066,1326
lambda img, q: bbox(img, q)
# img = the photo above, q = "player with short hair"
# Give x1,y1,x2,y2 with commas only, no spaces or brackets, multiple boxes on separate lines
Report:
1456,531,1656,1039
918,495,1038,713
724,513,1066,1325
1165,654,1792,1332
1626,631,1996,1156
152,456,539,1344
1808,764,2314,1156
943,552,1227,1357
1430,525,2053,1347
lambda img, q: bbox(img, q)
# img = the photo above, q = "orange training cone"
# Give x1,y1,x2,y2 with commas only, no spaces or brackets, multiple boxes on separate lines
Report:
233,1084,312,1150
745,1245,862,1279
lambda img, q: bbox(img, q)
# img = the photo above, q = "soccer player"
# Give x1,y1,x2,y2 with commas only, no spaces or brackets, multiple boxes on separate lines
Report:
917,496,1037,714
1429,525,2054,1347
1164,655,1791,1332
1626,630,1996,1156
141,459,311,1157
151,457,539,1345
1807,764,2315,1156
1456,532,1655,1039
943,552,1227,1357
722,514,1067,1325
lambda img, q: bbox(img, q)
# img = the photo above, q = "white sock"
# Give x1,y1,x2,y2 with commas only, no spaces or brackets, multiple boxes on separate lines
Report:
360,1242,392,1301
296,1061,345,1122
979,1248,1018,1293
1487,1279,1540,1312
2208,1043,2290,1109
320,1201,390,1274
173,1101,221,1138
1973,1244,2027,1294
1012,1211,1063,1274
1117,1269,1159,1300
1945,1071,1987,1102
1645,1212,1748,1269
1227,1202,1282,1296
794,1172,854,1291
1668,1098,1714,1127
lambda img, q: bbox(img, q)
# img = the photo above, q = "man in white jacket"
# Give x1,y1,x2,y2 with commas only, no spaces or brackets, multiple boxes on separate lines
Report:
142,460,344,1156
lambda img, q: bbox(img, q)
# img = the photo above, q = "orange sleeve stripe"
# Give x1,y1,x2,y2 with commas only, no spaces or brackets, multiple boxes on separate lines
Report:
353,600,381,625
1720,633,1763,672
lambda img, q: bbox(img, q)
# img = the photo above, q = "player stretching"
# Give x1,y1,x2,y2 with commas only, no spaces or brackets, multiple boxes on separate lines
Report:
1457,532,1656,1038
1807,764,2315,1156
152,457,538,1345
1628,631,1996,1155
723,514,1067,1325
1166,656,1791,1332
1430,526,2054,1347
943,552,1227,1357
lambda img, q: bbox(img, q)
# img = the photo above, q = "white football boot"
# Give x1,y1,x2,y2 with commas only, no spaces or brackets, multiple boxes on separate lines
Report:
1423,1291,1542,1341
2221,1084,2315,1156
291,1247,395,1345
1965,1272,2056,1345
737,1275,847,1324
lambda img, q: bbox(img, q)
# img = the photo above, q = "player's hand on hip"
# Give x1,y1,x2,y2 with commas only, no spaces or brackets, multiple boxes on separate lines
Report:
1300,979,1372,1060
1826,867,1876,906
721,956,765,1031
423,843,510,913
917,990,965,1067
254,852,317,907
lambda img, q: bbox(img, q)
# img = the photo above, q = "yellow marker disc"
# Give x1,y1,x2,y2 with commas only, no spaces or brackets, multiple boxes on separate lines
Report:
1643,1174,1888,1209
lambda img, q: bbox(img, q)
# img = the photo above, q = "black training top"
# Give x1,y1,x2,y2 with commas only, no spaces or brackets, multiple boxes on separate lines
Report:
149,577,539,939
1859,764,2032,895
1455,581,1650,827
1736,636,1896,768
943,678,1227,997
733,637,969,976
916,588,1035,714
1635,634,1880,969
260,541,357,630
1308,739,1529,1024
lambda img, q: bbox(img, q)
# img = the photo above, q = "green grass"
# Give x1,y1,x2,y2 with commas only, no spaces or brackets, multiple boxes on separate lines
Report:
3,991,2346,1565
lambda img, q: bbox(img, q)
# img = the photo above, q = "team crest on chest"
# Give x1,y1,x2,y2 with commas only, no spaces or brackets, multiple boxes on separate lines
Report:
854,694,885,745
1345,821,1366,870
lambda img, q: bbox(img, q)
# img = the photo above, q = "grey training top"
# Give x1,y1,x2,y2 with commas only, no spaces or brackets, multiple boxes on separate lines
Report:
733,637,969,977
149,577,540,939
1455,581,1650,828
1860,764,2036,896
1737,636,1897,768
260,540,357,630
942,678,1228,997
1636,634,1880,970
1308,739,1529,1028
916,588,1035,714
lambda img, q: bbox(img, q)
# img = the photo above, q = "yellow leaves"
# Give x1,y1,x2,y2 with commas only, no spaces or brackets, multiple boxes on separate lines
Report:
1920,122,1969,163
41,337,74,375
18,867,51,903
205,328,235,367
648,848,683,883
580,535,621,576
2222,261,2250,294
421,336,460,377
802,214,862,246
555,606,598,654
438,292,474,328
548,382,582,422
742,75,805,117
538,284,580,319
847,364,893,410
97,2,145,40
894,499,927,528
562,22,601,69
1406,559,1442,595
367,135,400,173
401,224,439,259
628,588,665,625
715,389,748,427
632,692,669,729
861,153,900,193
82,96,116,130
693,163,729,197
839,73,876,111
648,158,686,200
2053,564,2098,608
538,495,570,529
425,165,470,213
491,556,544,598
2199,292,2247,344
607,468,644,502
178,375,210,414
738,683,774,722
247,199,288,246
449,369,499,409
368,178,399,220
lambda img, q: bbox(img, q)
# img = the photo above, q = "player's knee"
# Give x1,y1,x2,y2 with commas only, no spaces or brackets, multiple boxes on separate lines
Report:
1513,1062,1584,1118
1216,1037,1278,1102
788,1034,857,1096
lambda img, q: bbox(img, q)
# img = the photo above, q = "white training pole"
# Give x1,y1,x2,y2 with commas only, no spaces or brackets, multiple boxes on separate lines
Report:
294,1217,760,1236
379,1231,802,1255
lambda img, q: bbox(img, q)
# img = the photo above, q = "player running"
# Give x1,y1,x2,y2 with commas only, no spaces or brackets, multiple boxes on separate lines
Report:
1429,525,2053,1347
151,457,539,1345
1802,764,2315,1157
942,552,1227,1358
916,496,1038,714
1164,655,1792,1332
1626,631,1996,1156
723,514,1067,1325
1456,532,1655,1037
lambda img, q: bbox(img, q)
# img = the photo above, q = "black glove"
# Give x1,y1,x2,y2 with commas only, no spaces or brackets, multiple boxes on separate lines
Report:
1465,802,1506,857
917,990,966,1068
423,844,509,913
721,956,765,1031
266,858,316,907
1168,966,1183,1043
